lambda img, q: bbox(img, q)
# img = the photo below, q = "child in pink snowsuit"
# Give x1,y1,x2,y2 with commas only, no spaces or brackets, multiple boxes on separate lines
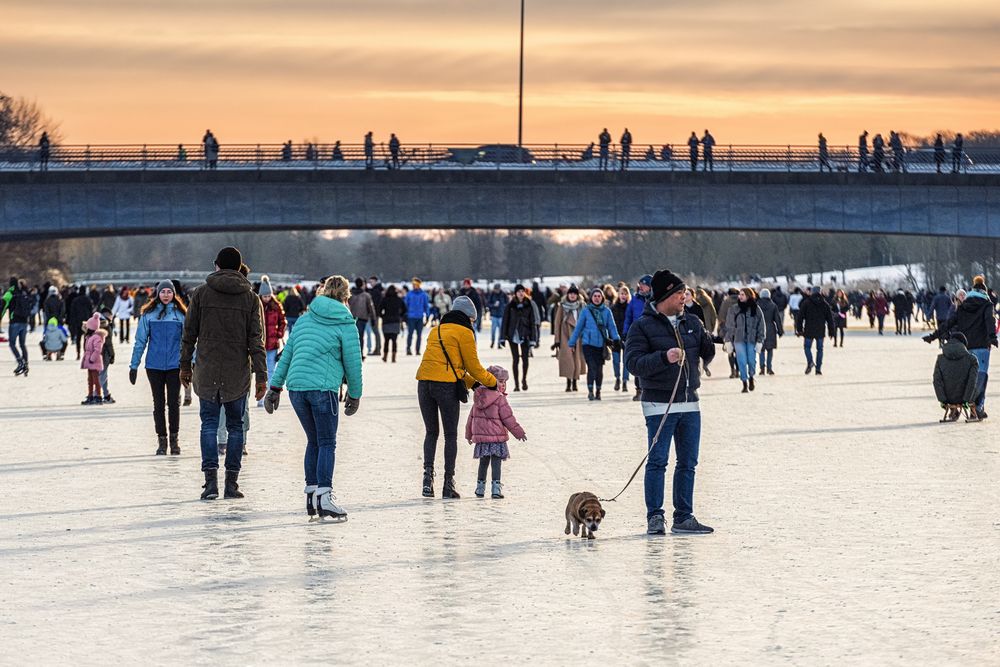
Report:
80,313,107,405
465,364,527,499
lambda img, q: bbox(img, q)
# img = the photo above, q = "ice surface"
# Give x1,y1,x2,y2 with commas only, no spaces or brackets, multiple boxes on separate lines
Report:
1,324,998,664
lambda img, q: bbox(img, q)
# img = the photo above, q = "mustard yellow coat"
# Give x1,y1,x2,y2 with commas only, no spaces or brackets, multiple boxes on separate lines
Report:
416,321,497,388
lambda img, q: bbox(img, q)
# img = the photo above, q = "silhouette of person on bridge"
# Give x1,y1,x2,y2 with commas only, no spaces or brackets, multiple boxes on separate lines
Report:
282,141,293,161
857,131,869,172
818,133,830,172
364,132,375,169
645,145,656,161
872,133,885,173
581,142,594,161
332,140,344,161
38,132,50,171
688,132,699,172
933,134,945,173
660,144,673,163
177,144,187,162
889,131,905,172
620,128,632,171
952,134,964,173
701,130,715,171
389,133,400,169
202,130,219,170
598,128,611,170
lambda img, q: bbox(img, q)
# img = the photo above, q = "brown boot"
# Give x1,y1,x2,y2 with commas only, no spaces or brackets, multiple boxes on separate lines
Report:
382,348,389,363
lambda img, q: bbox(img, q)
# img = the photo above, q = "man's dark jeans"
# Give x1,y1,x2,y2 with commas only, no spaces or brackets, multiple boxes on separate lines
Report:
644,411,700,522
8,322,27,364
407,318,425,354
200,394,248,472
803,336,824,369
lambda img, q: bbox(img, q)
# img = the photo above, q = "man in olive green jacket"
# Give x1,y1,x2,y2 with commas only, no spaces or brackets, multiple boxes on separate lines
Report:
180,247,267,500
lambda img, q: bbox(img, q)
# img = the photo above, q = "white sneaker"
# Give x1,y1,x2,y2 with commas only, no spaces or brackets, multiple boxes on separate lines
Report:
314,487,347,522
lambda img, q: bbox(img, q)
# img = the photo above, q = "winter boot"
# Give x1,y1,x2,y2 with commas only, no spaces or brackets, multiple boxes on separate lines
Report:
633,386,641,402
224,471,244,499
442,474,461,499
748,376,755,392
382,349,388,362
169,433,180,455
422,467,435,498
475,479,487,498
315,488,347,521
588,387,595,401
491,480,505,499
513,378,520,392
622,381,629,393
304,485,318,519
741,381,749,393
571,379,578,392
521,375,528,391
156,436,168,455
614,379,621,391
595,386,602,401
200,469,219,500
391,349,397,363
565,379,572,392
13,361,25,376
21,363,28,377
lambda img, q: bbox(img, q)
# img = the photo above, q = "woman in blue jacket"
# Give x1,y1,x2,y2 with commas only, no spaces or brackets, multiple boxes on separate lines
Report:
569,287,621,400
129,280,186,455
263,276,363,522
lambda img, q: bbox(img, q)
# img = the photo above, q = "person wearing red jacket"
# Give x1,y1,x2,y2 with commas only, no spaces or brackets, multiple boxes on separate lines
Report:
259,276,286,406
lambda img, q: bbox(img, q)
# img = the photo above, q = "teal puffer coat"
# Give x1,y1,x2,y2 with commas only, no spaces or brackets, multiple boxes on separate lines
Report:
269,296,363,398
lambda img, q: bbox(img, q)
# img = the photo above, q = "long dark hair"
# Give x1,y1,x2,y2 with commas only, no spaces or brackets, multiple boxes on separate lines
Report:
141,289,187,317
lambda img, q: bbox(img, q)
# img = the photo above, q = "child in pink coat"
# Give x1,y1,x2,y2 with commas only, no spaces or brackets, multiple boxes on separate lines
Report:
465,364,527,498
80,313,107,405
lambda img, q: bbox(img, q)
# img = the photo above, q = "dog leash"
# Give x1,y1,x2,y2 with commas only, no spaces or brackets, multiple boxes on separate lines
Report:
600,321,687,504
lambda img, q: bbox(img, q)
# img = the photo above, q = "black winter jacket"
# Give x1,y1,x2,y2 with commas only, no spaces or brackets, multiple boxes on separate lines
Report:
928,293,997,349
501,298,540,343
933,341,979,404
795,293,835,339
625,303,716,403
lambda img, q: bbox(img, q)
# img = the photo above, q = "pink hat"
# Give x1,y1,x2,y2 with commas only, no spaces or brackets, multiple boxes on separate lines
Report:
86,313,101,331
487,365,509,382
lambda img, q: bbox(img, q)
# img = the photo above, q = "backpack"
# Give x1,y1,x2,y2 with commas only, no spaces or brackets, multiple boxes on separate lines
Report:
11,291,33,319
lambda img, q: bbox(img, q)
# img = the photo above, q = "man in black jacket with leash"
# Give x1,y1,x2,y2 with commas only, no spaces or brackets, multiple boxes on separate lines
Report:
626,269,716,536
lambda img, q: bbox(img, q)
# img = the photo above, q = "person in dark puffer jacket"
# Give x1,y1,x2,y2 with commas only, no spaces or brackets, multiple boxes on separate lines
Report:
625,269,716,537
933,331,980,421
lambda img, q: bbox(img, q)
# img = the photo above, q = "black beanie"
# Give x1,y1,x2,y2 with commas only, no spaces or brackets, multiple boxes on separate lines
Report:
651,269,685,304
215,246,242,271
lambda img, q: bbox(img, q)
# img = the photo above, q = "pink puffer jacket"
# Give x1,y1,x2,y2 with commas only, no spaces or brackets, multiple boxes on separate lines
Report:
80,330,106,371
465,386,525,443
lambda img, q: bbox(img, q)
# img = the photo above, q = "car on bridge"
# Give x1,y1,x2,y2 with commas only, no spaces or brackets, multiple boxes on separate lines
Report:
447,144,535,165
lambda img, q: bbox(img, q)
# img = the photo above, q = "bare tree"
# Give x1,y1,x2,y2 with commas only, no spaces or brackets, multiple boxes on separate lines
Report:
0,94,62,147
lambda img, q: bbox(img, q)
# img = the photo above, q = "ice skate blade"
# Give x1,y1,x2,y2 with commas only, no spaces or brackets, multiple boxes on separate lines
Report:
316,514,348,523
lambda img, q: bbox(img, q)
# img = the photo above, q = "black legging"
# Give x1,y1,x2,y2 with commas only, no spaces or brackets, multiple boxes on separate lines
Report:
418,380,460,476
146,368,181,437
477,455,502,481
510,341,531,384
582,344,605,389
383,332,398,356
835,327,845,346
119,318,130,343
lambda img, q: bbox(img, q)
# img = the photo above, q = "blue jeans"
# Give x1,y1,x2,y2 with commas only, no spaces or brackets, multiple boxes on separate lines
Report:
734,342,756,381
970,348,990,412
407,318,425,353
286,316,298,335
759,348,773,372
200,394,248,472
611,348,630,382
803,337,824,369
217,395,250,445
643,411,701,522
290,390,339,488
365,319,381,353
8,322,27,364
490,316,503,346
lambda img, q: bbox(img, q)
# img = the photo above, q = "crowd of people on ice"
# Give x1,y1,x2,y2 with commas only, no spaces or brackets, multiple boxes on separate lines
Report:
2,252,996,533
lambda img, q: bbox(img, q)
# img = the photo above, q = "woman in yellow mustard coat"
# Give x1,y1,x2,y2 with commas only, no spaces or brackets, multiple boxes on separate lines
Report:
416,296,496,499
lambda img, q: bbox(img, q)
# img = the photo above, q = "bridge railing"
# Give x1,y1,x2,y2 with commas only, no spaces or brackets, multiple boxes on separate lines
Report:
2,142,998,174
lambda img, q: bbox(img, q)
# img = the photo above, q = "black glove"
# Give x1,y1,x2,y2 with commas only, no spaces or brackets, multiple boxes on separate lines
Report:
344,396,360,416
263,388,281,414
922,334,934,344
550,342,559,350
129,368,137,385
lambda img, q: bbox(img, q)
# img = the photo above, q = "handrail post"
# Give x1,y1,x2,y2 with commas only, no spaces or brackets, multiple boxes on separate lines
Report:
256,144,262,171
85,145,91,171
554,143,558,172
142,144,148,170
787,145,792,172
728,144,733,172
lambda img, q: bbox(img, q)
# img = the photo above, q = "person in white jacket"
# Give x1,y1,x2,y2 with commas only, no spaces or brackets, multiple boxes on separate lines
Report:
111,286,135,344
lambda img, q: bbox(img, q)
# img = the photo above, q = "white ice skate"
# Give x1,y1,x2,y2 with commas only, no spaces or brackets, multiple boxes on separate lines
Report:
304,485,317,521
314,488,348,523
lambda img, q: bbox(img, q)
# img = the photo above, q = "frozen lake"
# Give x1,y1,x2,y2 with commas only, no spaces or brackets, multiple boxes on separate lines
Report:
1,323,998,664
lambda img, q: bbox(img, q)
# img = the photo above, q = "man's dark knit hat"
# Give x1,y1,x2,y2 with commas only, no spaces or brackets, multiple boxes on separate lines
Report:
651,269,685,304
215,246,242,271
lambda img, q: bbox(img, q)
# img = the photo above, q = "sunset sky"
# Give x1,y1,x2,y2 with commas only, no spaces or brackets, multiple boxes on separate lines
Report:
4,0,999,146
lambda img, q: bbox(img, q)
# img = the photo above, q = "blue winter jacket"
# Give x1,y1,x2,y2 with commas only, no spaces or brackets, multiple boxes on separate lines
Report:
930,292,953,322
269,296,363,398
404,288,430,320
130,302,185,371
622,292,648,336
568,304,620,348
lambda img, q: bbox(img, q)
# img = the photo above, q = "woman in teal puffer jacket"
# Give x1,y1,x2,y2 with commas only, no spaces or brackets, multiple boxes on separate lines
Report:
263,276,363,522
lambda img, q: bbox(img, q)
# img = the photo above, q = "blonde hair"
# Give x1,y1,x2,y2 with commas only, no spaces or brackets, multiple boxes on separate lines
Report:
319,275,350,303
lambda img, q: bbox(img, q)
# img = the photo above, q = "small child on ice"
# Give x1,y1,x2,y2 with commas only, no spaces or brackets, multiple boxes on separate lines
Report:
80,313,107,405
465,364,527,498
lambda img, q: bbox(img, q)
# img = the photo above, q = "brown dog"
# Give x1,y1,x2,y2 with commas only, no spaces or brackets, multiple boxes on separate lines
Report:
564,492,606,539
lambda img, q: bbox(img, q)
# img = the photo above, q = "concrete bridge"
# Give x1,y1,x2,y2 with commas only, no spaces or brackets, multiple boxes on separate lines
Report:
2,170,999,240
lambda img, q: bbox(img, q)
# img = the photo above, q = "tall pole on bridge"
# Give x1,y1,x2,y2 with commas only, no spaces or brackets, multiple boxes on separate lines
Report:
517,0,525,149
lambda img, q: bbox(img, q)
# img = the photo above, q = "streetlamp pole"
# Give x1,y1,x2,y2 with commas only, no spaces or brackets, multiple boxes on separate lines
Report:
517,0,525,149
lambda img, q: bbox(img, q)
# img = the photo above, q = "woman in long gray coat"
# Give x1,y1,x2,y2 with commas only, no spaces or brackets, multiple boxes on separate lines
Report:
757,288,784,375
723,287,766,393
